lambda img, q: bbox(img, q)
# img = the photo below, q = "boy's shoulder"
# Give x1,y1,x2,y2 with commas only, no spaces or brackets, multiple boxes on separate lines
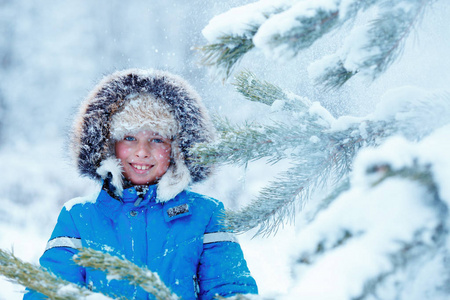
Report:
63,191,100,211
181,190,222,207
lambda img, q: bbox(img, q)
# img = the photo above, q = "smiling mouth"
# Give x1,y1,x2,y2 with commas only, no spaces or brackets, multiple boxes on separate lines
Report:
131,164,152,171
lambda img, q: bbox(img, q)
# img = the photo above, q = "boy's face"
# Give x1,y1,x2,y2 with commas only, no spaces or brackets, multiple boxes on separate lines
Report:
115,130,172,185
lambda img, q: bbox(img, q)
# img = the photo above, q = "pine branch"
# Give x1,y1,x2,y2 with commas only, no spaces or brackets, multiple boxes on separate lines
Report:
192,115,328,167
233,70,287,106
200,0,433,88
197,31,256,80
359,0,431,77
224,122,389,235
74,248,180,300
255,8,340,60
288,145,449,299
191,73,389,235
357,237,443,300
194,73,449,235
300,162,441,264
352,163,445,300
199,0,380,80
0,248,111,300
315,0,433,89
193,71,322,166
228,89,450,235
310,58,357,90
199,1,291,79
232,70,311,111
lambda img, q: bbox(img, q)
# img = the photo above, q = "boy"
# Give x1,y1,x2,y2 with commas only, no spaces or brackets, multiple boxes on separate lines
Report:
24,69,258,299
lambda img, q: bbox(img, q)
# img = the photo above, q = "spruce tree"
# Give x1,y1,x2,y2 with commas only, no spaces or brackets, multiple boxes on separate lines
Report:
195,0,450,299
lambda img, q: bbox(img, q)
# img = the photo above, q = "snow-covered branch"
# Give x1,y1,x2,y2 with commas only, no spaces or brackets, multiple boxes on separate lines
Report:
200,0,293,79
310,0,433,89
191,73,450,235
221,117,391,235
233,71,288,106
0,249,111,300
285,126,450,299
74,248,179,300
200,0,435,87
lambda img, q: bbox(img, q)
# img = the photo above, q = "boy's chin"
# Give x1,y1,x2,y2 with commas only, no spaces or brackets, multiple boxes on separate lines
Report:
127,176,158,186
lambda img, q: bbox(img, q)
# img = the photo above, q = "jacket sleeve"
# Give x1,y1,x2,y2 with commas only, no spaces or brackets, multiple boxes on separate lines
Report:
23,206,86,300
197,201,258,299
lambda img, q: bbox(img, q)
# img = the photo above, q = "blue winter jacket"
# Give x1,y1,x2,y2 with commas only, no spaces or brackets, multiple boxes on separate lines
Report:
23,185,258,299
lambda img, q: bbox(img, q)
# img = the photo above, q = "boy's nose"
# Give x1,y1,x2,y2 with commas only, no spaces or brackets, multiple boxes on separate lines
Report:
135,143,150,158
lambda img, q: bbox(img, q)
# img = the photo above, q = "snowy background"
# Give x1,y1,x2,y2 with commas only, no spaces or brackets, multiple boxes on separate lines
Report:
1,0,450,299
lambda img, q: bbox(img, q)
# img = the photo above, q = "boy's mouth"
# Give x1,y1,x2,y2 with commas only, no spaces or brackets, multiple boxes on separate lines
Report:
131,163,152,171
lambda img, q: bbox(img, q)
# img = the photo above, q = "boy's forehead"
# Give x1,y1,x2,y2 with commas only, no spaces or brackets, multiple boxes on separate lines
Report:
123,130,173,141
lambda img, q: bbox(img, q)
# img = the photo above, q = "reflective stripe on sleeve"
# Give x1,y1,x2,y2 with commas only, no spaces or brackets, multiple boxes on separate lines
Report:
45,237,82,251
203,232,238,244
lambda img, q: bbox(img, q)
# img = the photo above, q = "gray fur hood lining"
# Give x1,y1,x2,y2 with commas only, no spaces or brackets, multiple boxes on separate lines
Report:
70,69,215,201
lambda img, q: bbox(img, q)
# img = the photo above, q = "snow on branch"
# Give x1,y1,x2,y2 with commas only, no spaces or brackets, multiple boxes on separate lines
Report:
191,74,450,235
74,248,180,300
200,0,435,87
199,0,293,79
310,0,433,89
285,126,450,299
252,0,341,60
0,248,111,300
222,118,390,235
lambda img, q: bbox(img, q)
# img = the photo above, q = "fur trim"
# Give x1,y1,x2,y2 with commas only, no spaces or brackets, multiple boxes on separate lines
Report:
156,142,192,202
96,157,124,197
110,94,178,141
70,69,215,200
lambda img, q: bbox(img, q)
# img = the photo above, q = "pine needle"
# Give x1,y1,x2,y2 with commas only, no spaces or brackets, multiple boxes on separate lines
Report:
0,248,108,300
233,70,286,105
74,248,180,300
197,31,256,80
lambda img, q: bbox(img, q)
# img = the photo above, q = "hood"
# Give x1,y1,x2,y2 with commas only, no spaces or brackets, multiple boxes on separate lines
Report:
70,68,215,201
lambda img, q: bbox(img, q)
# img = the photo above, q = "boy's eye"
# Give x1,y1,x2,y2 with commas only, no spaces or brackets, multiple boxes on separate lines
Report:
124,136,136,141
150,138,164,143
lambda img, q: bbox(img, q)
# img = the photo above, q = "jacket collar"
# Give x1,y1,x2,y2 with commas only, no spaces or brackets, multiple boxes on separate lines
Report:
96,184,158,221
96,182,191,222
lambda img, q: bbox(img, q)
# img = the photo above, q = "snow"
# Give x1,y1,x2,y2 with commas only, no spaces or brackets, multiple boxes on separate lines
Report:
1,0,450,299
64,192,99,211
308,101,336,126
202,0,294,43
254,0,339,59
283,126,450,299
329,85,450,142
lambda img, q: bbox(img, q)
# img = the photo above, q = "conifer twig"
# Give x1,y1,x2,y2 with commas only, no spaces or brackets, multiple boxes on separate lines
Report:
0,248,110,300
193,118,326,167
257,8,339,60
313,0,433,89
295,159,447,299
224,123,388,235
193,74,450,235
233,70,286,106
200,0,434,88
197,32,256,79
74,248,180,300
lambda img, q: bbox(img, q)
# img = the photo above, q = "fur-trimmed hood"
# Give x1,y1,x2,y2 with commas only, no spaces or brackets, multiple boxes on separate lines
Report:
70,69,215,202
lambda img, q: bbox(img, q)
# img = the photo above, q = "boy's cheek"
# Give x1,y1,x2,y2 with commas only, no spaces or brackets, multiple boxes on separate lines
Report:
115,146,132,158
